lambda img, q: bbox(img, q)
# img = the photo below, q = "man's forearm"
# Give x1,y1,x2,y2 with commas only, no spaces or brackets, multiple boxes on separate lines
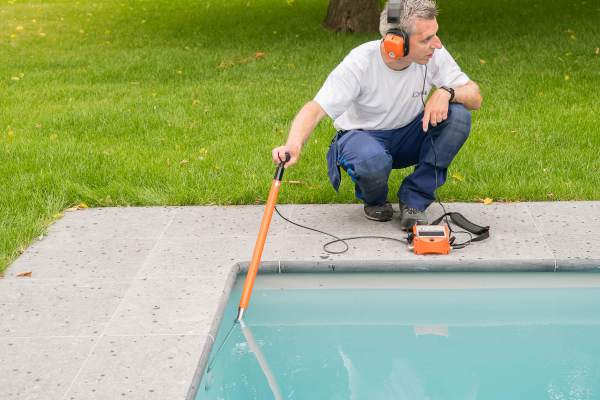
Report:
454,81,482,110
286,101,327,152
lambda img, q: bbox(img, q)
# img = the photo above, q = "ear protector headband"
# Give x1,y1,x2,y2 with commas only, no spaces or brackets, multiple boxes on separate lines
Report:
383,28,410,61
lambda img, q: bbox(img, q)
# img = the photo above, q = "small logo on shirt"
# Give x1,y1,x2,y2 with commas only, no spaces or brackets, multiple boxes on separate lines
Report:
412,90,428,97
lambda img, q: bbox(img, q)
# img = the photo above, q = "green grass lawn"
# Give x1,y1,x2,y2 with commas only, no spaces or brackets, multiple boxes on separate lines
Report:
1,0,599,272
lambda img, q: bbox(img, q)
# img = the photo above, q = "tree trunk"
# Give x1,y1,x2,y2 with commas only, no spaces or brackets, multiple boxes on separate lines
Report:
323,0,381,33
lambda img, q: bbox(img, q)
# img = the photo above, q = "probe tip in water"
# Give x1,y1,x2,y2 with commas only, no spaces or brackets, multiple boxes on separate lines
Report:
235,307,245,323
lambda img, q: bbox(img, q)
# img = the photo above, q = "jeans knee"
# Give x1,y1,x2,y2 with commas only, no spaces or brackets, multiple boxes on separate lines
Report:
449,103,471,126
447,103,471,141
354,153,392,184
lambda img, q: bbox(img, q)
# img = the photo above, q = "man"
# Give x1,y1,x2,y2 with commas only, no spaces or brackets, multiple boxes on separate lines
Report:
272,0,482,230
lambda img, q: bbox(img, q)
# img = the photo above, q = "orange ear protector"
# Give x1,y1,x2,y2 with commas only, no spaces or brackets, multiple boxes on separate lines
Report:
383,28,410,61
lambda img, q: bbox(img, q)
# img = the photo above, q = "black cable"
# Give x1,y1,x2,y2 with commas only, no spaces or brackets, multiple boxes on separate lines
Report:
274,206,407,255
421,64,473,250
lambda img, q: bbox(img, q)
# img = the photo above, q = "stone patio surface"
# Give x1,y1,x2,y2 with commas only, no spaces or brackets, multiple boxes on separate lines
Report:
1,201,599,399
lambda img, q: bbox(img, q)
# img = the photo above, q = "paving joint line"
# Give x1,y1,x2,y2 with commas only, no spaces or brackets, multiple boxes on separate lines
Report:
524,203,558,272
59,211,177,400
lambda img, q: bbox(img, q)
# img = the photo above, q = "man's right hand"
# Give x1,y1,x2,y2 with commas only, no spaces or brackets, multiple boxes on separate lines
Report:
272,144,300,167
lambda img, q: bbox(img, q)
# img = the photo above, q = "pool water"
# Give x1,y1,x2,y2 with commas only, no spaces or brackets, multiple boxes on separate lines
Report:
197,272,600,400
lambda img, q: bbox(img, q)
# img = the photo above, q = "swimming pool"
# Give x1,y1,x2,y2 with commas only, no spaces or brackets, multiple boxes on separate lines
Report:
195,272,600,400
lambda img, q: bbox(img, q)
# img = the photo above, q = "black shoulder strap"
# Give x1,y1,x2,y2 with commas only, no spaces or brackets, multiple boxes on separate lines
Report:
431,212,490,242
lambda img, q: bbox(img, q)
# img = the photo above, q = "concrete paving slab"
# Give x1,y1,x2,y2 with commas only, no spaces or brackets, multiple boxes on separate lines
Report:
47,207,176,240
6,237,157,280
546,234,600,270
136,236,278,279
272,232,555,271
164,206,292,239
0,337,96,400
1,201,600,400
526,201,600,236
0,280,128,337
63,335,205,400
104,277,224,336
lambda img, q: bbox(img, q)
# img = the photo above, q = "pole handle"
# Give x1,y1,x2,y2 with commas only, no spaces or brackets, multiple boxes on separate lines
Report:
274,152,290,181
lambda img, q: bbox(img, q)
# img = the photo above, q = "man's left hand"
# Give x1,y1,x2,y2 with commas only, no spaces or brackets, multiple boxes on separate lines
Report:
422,88,452,132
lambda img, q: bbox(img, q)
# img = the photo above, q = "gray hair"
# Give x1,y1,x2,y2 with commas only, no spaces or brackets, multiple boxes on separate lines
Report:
379,0,438,37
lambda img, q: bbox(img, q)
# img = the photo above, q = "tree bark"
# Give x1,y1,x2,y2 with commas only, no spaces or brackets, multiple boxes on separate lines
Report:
323,0,381,33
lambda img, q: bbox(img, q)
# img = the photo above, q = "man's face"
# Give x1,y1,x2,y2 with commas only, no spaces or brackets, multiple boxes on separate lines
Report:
408,17,443,64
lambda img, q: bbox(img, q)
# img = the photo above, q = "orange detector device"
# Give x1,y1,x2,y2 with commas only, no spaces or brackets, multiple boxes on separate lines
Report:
410,224,451,255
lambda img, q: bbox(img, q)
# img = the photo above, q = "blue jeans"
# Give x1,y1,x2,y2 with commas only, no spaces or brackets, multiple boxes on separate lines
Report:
326,104,471,211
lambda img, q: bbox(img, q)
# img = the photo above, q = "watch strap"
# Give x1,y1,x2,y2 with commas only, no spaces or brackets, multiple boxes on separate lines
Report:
440,86,455,103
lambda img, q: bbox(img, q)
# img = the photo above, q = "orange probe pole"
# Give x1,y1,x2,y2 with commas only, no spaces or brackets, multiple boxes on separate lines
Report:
236,155,289,322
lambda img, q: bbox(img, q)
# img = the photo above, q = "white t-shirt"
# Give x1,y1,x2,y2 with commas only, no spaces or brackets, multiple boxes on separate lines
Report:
314,40,470,131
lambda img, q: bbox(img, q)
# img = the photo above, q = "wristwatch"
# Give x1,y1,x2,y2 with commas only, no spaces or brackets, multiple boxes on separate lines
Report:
440,86,455,103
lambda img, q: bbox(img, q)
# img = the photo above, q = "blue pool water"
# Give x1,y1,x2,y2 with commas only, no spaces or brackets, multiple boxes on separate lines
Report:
196,272,600,400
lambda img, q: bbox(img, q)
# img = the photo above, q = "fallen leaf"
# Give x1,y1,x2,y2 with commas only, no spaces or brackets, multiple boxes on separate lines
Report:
39,32,46,37
483,197,493,205
564,74,570,81
596,48,599,55
479,59,486,65
66,203,89,211
16,271,32,278
179,159,189,165
451,172,464,182
11,76,20,81
570,34,576,40
16,25,24,31
255,52,265,59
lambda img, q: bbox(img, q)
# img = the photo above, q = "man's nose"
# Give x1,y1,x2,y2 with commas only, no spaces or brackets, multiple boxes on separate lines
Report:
431,36,443,49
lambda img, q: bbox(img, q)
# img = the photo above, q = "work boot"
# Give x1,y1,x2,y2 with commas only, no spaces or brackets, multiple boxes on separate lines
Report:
364,202,393,222
399,201,428,230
